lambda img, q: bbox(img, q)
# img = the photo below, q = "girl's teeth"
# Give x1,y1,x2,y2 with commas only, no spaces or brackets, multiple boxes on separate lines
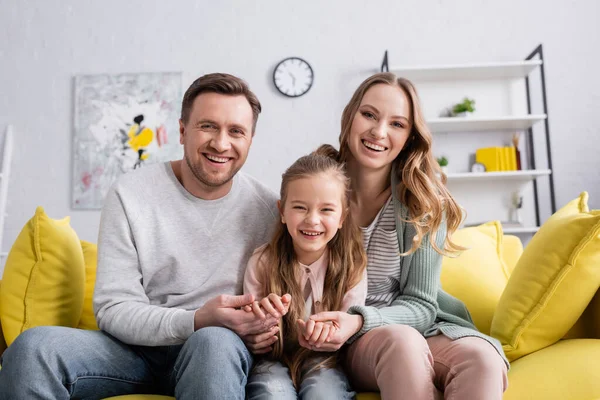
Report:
301,231,321,236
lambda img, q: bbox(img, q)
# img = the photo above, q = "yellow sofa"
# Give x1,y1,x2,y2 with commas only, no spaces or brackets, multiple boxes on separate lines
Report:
1,219,599,399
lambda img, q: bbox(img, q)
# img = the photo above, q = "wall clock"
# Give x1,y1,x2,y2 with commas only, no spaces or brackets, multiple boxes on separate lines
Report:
273,57,314,98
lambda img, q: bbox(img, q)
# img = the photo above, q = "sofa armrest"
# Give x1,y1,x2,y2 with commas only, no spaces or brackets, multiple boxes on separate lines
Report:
502,235,523,276
0,280,6,356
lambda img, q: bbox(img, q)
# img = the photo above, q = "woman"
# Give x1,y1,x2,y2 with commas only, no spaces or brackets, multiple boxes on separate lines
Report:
303,73,509,399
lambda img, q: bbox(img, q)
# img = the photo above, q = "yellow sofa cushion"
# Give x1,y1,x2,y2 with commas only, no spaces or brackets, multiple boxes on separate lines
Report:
491,192,600,361
0,207,85,346
78,241,99,330
504,339,600,400
441,221,511,335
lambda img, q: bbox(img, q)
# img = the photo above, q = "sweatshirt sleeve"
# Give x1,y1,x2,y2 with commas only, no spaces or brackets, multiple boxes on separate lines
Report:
243,246,268,299
346,222,446,343
93,185,196,346
340,269,368,312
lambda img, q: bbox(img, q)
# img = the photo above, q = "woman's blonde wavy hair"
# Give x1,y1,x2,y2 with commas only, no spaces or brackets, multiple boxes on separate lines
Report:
337,72,465,255
258,150,367,387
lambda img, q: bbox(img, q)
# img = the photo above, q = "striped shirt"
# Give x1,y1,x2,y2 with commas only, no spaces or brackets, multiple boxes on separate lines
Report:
360,196,401,308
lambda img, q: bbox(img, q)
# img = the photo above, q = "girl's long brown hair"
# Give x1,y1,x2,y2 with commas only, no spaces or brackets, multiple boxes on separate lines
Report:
338,72,465,255
258,149,367,387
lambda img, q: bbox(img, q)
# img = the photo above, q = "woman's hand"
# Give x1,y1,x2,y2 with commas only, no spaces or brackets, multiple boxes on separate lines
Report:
297,311,364,352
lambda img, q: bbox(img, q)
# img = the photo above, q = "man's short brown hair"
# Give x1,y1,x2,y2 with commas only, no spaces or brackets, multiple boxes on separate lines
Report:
180,73,262,133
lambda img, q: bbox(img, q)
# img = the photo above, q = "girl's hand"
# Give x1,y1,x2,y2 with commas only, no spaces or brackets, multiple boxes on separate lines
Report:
247,293,291,320
298,311,364,352
296,319,336,349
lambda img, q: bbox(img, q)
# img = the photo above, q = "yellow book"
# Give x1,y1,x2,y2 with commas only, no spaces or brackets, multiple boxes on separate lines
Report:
476,147,500,172
509,147,517,171
499,147,507,171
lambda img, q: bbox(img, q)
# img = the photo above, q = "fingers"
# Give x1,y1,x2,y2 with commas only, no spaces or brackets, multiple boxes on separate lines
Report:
220,294,255,308
267,293,287,316
242,305,253,313
308,322,324,345
260,296,280,319
245,326,279,354
251,301,266,320
314,323,331,347
309,311,340,322
304,319,315,340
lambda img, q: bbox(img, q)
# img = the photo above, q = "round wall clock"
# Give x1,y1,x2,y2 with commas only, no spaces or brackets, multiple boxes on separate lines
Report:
273,57,314,98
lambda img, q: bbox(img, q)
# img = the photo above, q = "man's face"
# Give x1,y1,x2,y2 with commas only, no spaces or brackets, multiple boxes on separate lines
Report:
179,93,254,188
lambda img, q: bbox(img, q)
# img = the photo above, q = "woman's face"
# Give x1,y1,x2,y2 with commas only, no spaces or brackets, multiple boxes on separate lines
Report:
346,83,411,171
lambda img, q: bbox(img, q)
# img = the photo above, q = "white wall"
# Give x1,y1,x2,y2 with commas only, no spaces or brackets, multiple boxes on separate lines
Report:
1,0,599,269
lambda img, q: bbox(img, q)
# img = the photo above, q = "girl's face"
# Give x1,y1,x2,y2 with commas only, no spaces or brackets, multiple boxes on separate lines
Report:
279,173,345,265
347,84,411,171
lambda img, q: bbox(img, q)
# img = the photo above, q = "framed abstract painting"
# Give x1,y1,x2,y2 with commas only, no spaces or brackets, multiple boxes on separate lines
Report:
72,72,182,209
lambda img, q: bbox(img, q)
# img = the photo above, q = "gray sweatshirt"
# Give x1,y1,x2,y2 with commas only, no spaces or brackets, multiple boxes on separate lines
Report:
93,162,278,346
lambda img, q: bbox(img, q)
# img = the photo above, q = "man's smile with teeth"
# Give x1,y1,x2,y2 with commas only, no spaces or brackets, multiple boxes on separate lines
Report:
362,139,387,152
204,154,229,163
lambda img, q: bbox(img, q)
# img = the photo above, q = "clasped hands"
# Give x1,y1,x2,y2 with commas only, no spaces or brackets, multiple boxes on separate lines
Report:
194,293,363,355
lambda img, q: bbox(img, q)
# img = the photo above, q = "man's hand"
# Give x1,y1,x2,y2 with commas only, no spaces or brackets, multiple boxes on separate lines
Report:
194,294,278,336
297,311,363,352
240,294,292,354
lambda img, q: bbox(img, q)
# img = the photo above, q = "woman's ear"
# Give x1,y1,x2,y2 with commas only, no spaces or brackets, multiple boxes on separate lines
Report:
277,200,285,224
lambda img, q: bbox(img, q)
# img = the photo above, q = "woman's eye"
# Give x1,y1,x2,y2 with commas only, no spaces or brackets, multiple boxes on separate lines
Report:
361,111,375,119
392,122,405,128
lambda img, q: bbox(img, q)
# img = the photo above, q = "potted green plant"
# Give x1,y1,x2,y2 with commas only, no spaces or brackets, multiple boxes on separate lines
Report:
437,156,449,174
452,97,476,117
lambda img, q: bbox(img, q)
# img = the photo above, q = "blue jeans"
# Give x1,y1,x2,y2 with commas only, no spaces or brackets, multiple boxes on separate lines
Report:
246,359,355,400
0,325,252,400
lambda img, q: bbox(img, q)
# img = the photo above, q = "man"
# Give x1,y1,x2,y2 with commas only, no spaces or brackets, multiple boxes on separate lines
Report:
0,73,282,399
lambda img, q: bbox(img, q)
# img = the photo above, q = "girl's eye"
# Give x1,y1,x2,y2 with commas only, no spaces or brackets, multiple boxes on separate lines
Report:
293,206,306,210
361,111,376,119
322,208,334,212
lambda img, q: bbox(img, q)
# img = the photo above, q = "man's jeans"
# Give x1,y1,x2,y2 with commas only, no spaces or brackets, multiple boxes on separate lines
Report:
0,325,252,400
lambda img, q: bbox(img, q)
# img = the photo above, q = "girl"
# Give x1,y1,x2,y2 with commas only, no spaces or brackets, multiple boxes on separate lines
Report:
244,151,367,400
304,73,509,399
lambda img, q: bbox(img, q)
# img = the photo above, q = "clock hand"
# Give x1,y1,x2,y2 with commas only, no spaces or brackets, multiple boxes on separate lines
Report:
288,72,296,86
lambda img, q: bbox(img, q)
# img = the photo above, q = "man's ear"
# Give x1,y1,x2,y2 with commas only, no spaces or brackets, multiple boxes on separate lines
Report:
179,119,185,145
277,200,285,223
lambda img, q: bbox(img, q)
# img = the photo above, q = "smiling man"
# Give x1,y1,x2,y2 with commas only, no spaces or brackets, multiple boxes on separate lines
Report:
0,74,281,400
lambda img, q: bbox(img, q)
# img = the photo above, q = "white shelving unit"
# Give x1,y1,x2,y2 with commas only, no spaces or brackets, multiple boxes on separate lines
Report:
446,170,551,182
382,60,542,82
0,125,14,259
379,45,555,238
428,114,547,133
503,226,540,234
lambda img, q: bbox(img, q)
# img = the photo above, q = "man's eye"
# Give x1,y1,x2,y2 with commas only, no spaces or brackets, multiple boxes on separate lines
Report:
201,124,216,130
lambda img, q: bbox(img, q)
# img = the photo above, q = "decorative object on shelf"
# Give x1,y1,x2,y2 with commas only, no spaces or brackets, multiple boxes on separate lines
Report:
512,133,522,170
273,57,314,98
437,156,449,174
452,97,476,117
73,72,182,209
471,162,486,173
508,191,524,226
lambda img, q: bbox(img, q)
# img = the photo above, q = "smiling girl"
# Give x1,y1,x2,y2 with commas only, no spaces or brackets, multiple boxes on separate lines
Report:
243,151,367,399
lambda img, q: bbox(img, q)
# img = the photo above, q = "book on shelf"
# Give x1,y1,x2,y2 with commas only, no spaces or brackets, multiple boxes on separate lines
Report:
475,146,520,172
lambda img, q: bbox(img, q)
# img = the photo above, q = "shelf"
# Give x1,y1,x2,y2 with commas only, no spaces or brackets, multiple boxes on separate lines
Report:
446,170,551,182
385,60,542,81
503,226,540,234
427,115,546,133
